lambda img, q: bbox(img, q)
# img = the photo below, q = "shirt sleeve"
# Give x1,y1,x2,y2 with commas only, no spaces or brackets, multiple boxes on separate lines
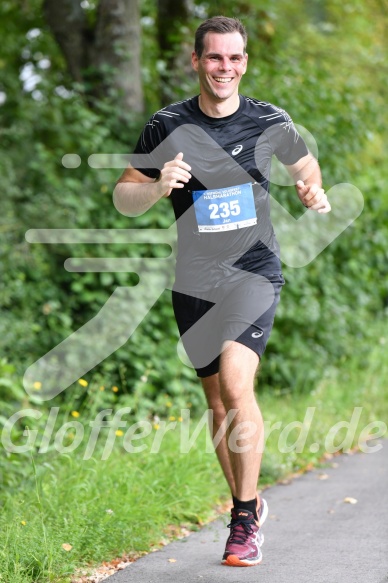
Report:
267,109,309,165
132,114,166,179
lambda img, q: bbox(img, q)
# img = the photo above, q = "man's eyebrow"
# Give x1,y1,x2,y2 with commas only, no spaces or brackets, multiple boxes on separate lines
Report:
205,52,245,58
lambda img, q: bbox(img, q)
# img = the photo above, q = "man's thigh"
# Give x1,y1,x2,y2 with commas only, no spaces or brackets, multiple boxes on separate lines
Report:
220,340,259,386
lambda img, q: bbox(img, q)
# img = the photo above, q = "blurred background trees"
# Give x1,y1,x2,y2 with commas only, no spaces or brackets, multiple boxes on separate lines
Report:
0,0,387,417
43,0,144,115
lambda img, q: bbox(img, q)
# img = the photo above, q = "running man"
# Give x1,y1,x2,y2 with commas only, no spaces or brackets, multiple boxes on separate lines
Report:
114,15,330,567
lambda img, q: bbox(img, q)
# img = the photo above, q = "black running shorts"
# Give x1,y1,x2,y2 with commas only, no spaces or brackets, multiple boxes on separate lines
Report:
172,273,285,378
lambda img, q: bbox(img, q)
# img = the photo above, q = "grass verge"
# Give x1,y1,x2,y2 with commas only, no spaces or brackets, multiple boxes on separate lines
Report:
0,323,387,582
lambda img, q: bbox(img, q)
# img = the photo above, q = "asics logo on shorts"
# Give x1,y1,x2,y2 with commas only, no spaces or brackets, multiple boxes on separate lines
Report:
232,144,243,156
251,330,264,339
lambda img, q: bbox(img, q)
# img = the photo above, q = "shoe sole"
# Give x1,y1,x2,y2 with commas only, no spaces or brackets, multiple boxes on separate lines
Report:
222,548,263,567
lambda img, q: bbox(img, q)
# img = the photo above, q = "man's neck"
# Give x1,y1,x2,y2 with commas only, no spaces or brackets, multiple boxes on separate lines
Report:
198,93,240,118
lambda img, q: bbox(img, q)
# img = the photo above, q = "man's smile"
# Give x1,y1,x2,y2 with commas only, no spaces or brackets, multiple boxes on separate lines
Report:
213,77,234,84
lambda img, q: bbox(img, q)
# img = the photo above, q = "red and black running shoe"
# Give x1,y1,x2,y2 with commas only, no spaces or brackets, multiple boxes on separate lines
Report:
222,498,268,567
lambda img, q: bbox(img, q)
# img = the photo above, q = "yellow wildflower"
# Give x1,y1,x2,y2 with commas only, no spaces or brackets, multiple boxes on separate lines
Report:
115,430,124,437
169,416,176,421
153,423,160,430
33,381,42,390
21,520,26,526
166,401,172,408
71,411,80,418
178,416,183,422
78,379,88,387
112,386,119,393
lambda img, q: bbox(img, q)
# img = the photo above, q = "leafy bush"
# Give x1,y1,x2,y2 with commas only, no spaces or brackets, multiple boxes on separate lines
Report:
0,0,387,412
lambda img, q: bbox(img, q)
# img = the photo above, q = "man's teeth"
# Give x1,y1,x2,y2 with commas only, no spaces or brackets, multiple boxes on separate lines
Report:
214,77,232,83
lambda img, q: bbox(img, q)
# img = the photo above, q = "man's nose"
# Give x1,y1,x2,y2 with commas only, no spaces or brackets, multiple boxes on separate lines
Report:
219,58,232,70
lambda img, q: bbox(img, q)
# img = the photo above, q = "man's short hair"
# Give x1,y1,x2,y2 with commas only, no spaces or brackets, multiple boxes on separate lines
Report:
194,16,248,57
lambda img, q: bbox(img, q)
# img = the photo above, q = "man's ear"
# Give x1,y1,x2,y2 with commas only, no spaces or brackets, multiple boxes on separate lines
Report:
191,51,199,71
242,53,248,75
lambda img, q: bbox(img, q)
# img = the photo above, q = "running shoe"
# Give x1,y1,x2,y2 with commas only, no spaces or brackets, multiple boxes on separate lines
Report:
222,498,268,567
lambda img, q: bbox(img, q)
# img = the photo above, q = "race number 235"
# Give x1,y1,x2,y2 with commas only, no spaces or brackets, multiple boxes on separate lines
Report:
209,200,241,219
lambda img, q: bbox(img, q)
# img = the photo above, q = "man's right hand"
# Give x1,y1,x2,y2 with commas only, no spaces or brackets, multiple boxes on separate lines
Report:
156,152,192,198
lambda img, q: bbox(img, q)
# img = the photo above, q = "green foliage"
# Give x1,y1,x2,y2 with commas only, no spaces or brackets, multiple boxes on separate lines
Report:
0,0,387,447
1,3,388,580
0,0,388,416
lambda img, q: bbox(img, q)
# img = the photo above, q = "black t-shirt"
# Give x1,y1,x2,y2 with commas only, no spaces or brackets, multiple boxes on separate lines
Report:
133,94,308,292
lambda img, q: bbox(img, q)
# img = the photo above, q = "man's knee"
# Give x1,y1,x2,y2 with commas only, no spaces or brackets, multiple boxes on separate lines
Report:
217,342,258,406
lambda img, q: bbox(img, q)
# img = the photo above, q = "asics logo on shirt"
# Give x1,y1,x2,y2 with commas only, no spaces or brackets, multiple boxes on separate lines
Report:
232,145,243,156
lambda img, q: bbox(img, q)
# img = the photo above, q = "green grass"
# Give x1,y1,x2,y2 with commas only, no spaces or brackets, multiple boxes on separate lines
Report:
1,322,387,582
260,332,388,480
0,428,228,582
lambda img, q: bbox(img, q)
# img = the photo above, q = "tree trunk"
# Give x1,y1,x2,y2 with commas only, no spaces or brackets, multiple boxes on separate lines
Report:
43,0,90,84
43,0,143,114
94,0,143,113
156,0,192,105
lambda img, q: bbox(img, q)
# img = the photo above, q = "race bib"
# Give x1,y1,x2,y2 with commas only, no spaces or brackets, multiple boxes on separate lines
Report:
192,183,257,233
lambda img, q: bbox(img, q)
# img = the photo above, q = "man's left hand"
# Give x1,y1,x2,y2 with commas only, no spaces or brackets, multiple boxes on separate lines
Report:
296,180,331,214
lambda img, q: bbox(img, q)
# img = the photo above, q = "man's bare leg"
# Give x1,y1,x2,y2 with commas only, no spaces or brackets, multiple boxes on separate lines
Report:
201,374,236,495
201,341,264,502
203,342,267,567
218,341,264,502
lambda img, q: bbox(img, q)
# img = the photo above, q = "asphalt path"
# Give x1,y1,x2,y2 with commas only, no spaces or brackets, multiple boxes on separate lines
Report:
106,440,388,583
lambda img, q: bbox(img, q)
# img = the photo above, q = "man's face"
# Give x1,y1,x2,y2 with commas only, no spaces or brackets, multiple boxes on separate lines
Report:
192,32,248,103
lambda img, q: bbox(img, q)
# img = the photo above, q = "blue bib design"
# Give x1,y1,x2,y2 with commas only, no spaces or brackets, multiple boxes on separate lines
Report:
192,183,257,233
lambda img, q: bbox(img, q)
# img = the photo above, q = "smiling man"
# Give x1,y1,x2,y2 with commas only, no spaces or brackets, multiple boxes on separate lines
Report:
192,25,248,116
114,16,330,568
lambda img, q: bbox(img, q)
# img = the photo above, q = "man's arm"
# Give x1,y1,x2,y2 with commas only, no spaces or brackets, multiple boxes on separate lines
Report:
285,153,331,214
113,152,192,217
